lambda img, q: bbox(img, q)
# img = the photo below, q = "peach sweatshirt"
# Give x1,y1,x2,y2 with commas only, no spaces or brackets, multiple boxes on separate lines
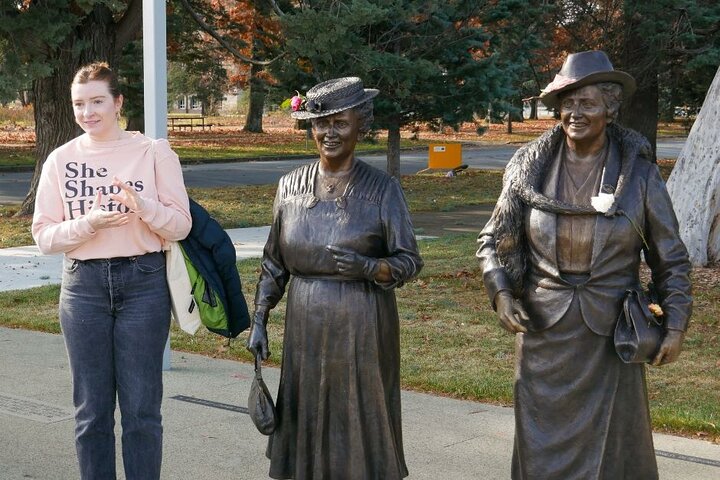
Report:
32,132,191,260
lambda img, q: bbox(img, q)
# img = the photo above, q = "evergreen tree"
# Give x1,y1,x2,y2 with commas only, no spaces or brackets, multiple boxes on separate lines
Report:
268,0,538,177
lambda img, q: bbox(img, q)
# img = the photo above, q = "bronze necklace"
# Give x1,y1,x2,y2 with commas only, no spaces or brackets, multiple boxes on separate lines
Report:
317,166,351,200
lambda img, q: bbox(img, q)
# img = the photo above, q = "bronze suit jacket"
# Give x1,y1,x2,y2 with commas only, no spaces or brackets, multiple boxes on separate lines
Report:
477,125,692,336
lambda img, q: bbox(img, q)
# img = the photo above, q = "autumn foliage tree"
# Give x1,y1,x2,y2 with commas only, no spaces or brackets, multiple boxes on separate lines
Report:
218,0,282,133
167,1,232,116
174,0,283,132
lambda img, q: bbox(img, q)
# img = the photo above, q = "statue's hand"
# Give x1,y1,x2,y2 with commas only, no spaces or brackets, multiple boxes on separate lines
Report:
651,329,685,366
246,309,270,360
326,245,379,281
495,291,528,334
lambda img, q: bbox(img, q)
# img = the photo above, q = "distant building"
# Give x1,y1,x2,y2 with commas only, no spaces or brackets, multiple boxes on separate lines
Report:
169,89,245,115
170,95,203,114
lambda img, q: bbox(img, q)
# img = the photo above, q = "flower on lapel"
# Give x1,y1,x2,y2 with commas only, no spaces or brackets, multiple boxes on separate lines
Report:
591,192,615,213
648,303,663,317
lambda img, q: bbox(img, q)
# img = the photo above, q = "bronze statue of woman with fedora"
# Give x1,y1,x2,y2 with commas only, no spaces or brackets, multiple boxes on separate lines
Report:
477,51,692,478
247,77,423,479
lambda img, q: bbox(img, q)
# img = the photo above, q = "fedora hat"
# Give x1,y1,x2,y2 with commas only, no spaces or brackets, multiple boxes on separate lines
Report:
291,77,379,120
539,50,636,109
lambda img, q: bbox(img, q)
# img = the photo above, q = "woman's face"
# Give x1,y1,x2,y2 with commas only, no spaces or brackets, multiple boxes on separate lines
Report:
312,109,360,168
559,85,611,145
71,80,123,141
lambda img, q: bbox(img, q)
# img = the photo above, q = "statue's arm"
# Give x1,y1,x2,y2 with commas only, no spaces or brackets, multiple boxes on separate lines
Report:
376,178,424,289
254,194,290,311
643,164,692,333
476,218,515,309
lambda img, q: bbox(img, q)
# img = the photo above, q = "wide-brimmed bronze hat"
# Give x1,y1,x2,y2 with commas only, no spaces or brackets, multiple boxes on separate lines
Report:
539,50,636,109
291,77,379,120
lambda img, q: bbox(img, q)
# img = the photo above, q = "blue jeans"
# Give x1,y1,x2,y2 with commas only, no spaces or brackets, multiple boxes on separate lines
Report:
59,252,170,480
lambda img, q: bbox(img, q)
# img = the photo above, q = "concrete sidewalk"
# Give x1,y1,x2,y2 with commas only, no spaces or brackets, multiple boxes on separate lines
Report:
0,227,271,292
1,327,720,479
0,227,719,479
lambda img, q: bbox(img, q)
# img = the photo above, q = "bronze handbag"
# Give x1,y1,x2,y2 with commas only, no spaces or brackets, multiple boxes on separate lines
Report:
614,289,664,364
248,354,277,435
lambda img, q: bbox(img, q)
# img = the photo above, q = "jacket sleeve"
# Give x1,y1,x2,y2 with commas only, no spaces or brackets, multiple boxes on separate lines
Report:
32,152,96,255
134,139,191,241
476,160,517,308
376,177,423,289
254,188,290,310
476,218,515,309
643,164,692,331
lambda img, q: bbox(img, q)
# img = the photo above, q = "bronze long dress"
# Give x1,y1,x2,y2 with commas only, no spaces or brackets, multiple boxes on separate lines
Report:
255,159,423,480
512,143,658,479
478,125,691,480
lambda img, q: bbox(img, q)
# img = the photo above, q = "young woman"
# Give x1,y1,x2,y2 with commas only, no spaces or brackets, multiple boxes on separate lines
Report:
32,62,191,479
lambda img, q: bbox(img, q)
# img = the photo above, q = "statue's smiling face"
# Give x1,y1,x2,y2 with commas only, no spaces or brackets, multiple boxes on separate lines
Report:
312,109,360,165
559,85,611,144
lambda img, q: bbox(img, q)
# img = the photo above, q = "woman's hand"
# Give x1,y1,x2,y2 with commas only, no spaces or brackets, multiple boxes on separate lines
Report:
247,308,270,360
110,176,145,212
326,245,382,281
495,291,529,334
651,329,685,366
86,191,130,230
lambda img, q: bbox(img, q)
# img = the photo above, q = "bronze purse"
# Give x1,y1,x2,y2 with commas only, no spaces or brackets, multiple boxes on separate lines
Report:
248,354,277,435
614,289,664,364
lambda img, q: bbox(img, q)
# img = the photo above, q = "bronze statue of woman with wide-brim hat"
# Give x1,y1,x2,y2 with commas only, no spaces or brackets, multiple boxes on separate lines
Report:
247,77,423,479
477,50,692,479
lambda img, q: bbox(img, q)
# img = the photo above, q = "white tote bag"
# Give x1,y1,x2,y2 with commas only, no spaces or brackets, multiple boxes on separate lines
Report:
165,240,201,334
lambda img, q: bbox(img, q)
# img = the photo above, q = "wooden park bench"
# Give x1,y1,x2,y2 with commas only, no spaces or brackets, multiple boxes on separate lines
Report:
167,115,214,131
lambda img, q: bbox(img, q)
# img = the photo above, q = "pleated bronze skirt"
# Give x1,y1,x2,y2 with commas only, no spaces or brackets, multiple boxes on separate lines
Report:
512,296,658,480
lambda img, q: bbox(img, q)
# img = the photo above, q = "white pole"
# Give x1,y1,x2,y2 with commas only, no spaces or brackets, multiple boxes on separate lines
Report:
143,0,168,139
143,0,171,370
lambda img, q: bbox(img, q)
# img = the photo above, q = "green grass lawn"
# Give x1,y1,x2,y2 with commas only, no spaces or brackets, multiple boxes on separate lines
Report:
0,145,34,168
1,169,502,248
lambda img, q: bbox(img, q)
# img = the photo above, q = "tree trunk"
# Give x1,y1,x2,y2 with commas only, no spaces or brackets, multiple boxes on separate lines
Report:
19,91,31,107
666,66,720,267
529,99,538,120
386,121,401,179
20,65,82,216
510,98,524,122
243,63,265,133
616,0,659,158
618,79,658,158
122,42,145,133
126,113,145,132
506,112,512,134
18,5,116,216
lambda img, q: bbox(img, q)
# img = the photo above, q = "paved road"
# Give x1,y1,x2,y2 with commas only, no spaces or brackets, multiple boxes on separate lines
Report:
0,139,686,203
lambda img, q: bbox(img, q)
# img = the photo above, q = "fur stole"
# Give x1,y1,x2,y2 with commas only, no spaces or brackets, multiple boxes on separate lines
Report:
492,123,652,293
